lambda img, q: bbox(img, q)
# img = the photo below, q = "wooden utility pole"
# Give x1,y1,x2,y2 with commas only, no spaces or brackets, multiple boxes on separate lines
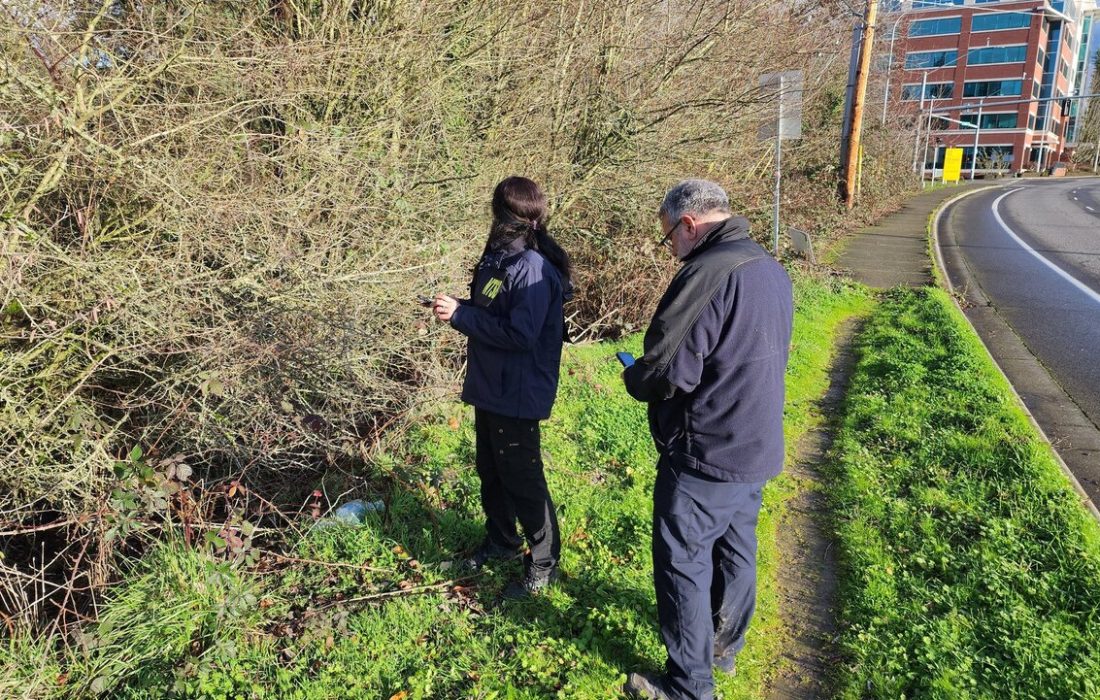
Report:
842,0,878,210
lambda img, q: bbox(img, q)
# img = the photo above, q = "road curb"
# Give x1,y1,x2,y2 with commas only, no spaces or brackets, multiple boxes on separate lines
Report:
930,187,1100,523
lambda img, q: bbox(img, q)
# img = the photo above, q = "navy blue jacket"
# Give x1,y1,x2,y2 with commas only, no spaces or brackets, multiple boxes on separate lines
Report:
623,217,793,482
450,240,566,420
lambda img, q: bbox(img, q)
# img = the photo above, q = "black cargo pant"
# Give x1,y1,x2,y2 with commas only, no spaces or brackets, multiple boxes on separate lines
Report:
474,408,560,572
652,458,766,700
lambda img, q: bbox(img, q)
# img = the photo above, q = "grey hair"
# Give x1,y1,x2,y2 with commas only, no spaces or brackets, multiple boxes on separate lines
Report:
658,179,731,223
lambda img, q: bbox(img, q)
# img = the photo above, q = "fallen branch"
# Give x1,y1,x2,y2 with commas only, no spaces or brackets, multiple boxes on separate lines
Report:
259,550,394,574
0,516,91,537
315,575,481,611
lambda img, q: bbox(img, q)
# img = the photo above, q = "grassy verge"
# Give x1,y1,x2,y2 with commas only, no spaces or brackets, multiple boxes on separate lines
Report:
830,288,1100,699
1,273,871,699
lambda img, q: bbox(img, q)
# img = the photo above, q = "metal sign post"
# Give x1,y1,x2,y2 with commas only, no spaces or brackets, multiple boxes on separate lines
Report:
759,71,803,257
773,84,783,257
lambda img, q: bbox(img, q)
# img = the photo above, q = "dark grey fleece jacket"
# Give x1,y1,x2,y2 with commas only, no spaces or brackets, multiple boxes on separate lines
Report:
622,217,793,482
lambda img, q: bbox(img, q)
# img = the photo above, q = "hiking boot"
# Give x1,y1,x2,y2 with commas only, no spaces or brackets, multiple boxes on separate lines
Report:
501,566,559,599
623,672,674,699
464,540,521,571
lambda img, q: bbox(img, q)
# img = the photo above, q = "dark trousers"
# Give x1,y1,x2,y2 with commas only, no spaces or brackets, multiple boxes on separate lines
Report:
474,408,560,572
652,459,766,700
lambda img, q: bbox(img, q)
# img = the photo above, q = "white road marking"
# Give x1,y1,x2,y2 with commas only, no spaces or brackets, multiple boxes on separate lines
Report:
992,189,1100,306
1088,206,1097,213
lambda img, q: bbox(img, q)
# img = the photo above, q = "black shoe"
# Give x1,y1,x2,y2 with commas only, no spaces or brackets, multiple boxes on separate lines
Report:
501,566,559,599
623,672,674,699
714,654,736,676
465,540,521,571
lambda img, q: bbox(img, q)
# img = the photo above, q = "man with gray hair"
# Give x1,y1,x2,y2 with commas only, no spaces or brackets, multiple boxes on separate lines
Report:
621,179,793,700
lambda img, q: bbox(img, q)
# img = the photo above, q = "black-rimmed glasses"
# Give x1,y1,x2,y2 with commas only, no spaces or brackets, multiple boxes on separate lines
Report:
659,220,682,249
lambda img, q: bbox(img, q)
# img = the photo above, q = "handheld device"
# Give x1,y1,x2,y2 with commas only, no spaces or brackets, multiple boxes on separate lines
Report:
416,294,433,307
615,351,635,368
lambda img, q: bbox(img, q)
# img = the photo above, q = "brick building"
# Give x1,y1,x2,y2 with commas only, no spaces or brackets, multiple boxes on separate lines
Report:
889,0,1097,174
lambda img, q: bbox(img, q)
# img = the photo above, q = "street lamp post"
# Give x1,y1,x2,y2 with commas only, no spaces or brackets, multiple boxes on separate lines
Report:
912,70,931,172
935,137,944,184
882,13,907,125
970,100,983,180
923,94,938,181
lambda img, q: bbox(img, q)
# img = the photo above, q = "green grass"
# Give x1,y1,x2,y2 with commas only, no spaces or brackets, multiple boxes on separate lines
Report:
1,272,870,699
829,288,1100,699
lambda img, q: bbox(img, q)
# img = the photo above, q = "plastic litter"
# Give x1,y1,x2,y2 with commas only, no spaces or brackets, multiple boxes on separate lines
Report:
315,499,385,529
334,499,385,523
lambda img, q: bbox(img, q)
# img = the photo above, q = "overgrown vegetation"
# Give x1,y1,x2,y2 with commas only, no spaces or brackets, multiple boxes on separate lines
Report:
829,288,1100,699
0,272,870,698
1,0,918,635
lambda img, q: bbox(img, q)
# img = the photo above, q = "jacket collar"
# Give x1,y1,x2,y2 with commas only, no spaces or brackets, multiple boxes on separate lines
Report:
683,216,750,262
480,237,529,269
497,236,528,256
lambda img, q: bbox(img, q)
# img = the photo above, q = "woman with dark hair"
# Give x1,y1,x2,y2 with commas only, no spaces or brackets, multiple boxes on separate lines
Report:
432,176,572,598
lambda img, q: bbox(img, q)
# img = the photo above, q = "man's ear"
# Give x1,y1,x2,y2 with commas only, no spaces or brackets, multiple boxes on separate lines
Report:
682,215,699,240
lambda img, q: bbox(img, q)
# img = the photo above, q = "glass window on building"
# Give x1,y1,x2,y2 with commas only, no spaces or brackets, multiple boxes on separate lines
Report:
910,17,962,37
914,0,963,6
960,113,1019,129
962,145,1015,170
971,13,1032,32
902,82,955,100
906,50,959,69
967,45,1027,65
963,80,1023,98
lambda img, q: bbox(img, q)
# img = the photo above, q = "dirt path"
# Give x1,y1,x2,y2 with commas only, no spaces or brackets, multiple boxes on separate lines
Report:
766,319,861,700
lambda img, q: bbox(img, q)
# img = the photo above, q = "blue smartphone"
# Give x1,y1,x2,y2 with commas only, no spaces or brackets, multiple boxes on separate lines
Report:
616,351,635,368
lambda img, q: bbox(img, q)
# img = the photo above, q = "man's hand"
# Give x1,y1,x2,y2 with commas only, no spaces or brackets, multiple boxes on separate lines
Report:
432,294,459,323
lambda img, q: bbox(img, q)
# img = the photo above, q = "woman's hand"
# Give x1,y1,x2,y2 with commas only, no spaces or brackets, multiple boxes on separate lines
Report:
432,294,459,323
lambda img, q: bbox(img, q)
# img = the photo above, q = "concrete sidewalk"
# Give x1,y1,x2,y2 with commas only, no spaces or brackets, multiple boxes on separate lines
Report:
833,184,983,288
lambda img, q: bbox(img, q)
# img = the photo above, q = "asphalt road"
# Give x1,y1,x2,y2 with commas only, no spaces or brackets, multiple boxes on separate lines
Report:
938,178,1100,504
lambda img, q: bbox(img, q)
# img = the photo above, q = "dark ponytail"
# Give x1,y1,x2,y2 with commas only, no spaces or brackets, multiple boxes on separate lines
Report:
485,176,572,287
531,226,572,290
